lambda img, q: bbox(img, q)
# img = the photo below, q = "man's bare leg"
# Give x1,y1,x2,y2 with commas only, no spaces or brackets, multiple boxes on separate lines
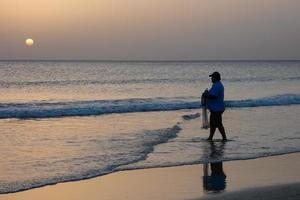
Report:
208,127,216,140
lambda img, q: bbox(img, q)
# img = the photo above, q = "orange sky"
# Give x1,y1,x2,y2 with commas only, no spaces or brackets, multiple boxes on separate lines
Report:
1,0,300,60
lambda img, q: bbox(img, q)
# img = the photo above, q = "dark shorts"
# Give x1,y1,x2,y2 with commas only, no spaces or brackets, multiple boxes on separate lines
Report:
210,111,224,128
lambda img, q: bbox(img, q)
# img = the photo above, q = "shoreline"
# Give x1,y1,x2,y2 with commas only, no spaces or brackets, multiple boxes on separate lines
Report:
1,152,300,200
1,151,299,196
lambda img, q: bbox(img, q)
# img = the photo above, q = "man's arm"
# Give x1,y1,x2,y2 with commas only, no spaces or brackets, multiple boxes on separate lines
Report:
203,90,218,99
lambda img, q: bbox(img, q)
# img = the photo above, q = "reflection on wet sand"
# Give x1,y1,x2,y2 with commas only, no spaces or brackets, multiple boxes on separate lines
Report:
203,162,226,193
202,141,227,193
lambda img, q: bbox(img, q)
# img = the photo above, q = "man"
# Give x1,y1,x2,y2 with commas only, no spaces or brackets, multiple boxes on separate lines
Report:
203,72,227,141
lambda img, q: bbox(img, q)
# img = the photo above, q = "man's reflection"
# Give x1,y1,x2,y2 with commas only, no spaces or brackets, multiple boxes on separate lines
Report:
202,141,227,193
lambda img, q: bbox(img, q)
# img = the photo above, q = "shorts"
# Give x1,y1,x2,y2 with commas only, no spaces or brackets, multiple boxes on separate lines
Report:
210,111,224,128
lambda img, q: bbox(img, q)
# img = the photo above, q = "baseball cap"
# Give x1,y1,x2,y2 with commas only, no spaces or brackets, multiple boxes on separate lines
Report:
209,71,221,80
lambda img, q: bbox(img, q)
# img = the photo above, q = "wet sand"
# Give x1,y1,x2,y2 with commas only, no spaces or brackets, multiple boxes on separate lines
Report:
198,183,300,200
0,153,299,200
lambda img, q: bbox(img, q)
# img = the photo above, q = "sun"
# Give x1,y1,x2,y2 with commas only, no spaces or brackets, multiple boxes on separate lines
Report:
25,38,34,46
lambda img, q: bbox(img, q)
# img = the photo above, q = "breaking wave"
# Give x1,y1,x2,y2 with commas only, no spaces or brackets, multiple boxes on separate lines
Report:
0,94,299,119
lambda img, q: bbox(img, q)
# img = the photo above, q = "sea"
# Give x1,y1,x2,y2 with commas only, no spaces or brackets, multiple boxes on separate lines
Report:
0,60,299,193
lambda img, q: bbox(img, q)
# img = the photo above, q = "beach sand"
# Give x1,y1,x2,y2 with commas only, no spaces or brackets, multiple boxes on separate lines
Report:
0,153,299,200
198,183,300,200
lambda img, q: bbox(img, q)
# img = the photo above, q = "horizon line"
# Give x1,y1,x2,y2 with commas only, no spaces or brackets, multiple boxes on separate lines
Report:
0,59,300,62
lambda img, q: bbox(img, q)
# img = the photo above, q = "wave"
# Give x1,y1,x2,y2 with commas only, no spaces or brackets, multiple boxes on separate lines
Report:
0,94,299,119
225,94,300,107
223,76,300,83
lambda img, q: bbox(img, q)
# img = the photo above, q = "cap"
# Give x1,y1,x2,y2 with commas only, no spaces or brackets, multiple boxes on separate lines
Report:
209,71,221,80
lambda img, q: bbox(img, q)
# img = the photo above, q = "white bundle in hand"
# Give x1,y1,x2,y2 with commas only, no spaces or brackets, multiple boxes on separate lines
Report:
202,106,209,129
201,91,209,129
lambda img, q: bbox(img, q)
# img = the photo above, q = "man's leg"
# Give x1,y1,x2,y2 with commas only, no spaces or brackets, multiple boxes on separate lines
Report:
208,112,216,140
208,127,216,140
218,125,227,141
216,112,227,141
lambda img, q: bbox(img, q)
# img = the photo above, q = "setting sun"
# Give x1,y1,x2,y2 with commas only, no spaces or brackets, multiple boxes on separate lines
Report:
25,38,34,46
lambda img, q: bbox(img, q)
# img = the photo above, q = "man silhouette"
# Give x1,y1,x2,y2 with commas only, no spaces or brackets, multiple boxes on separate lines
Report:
203,72,227,141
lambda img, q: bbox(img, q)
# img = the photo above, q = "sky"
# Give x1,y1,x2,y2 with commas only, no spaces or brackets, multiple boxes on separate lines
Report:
1,0,300,60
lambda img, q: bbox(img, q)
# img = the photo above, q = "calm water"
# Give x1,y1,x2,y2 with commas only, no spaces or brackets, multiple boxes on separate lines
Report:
0,61,299,193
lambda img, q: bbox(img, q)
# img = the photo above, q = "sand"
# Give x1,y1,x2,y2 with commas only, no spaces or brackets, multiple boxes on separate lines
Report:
198,183,300,200
0,153,299,200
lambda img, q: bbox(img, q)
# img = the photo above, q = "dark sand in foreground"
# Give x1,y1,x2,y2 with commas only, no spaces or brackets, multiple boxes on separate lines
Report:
0,153,299,200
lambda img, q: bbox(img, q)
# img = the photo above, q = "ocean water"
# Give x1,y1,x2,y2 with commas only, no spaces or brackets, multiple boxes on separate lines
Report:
0,61,299,193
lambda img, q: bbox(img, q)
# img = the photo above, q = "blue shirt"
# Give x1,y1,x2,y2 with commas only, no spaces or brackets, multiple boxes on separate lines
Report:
207,81,225,112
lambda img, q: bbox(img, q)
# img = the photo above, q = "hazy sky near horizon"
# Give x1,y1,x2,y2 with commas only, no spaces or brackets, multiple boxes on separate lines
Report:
1,0,300,60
